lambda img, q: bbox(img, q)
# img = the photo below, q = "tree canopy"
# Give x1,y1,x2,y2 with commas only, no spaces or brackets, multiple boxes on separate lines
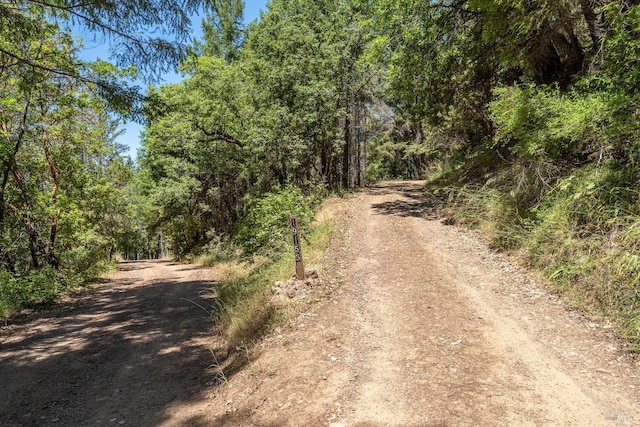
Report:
1,0,212,76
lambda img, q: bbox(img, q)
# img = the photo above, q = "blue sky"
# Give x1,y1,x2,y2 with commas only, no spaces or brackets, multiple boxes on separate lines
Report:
78,1,268,160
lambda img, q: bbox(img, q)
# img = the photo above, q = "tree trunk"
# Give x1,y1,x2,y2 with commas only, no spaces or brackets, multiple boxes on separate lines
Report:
41,125,61,270
0,97,31,269
12,165,49,269
353,99,362,187
342,109,351,189
579,0,605,47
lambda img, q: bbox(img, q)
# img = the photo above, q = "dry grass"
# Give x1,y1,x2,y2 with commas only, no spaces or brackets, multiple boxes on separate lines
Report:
211,198,337,347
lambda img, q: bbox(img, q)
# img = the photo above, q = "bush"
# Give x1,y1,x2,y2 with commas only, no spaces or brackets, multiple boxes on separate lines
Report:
236,186,316,254
490,84,609,163
62,231,114,285
0,267,63,315
189,232,238,265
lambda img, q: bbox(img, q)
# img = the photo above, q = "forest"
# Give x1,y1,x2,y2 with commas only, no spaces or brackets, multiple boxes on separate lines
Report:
1,0,639,339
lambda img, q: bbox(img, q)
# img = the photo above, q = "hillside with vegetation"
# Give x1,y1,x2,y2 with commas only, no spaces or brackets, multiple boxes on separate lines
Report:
1,0,640,342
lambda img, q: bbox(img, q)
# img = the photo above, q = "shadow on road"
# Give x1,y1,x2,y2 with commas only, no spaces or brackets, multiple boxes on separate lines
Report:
368,181,440,220
0,260,236,427
116,261,154,272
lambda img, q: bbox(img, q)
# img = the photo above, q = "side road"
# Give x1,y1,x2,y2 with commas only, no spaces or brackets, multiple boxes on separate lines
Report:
0,260,223,427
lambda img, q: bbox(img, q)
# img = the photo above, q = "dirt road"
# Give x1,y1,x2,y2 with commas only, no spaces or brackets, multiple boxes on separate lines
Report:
211,181,640,426
0,261,221,426
2,181,640,426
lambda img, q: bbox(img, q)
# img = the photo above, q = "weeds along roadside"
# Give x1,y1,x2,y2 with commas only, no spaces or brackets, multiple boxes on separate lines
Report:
1,260,117,321
426,157,640,351
191,186,335,348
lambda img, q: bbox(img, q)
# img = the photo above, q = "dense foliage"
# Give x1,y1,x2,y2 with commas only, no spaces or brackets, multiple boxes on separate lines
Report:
0,0,207,312
3,0,640,342
140,0,380,258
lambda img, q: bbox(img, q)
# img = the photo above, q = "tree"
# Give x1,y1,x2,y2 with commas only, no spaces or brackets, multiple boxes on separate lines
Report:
196,0,246,63
140,67,251,256
139,0,383,256
0,16,134,297
1,0,214,78
366,0,497,178
244,0,378,188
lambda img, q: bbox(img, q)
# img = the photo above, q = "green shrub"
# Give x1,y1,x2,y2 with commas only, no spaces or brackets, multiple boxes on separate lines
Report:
490,85,609,163
62,231,114,285
189,232,237,265
236,186,316,254
0,267,63,315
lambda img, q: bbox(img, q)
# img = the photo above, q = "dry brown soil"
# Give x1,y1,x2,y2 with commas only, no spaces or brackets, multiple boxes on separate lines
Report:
2,181,640,426
0,261,221,426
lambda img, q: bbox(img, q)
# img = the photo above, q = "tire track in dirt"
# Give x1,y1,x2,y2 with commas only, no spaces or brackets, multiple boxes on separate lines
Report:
334,181,639,426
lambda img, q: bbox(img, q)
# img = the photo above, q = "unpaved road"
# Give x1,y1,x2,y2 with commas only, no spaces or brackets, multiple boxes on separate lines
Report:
210,181,640,426
2,181,640,426
0,261,221,426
